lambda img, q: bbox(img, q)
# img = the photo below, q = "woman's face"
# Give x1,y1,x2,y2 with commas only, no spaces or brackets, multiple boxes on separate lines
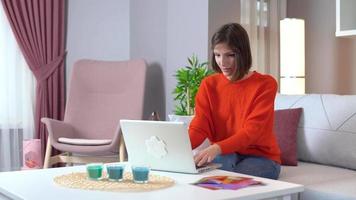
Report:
213,43,237,80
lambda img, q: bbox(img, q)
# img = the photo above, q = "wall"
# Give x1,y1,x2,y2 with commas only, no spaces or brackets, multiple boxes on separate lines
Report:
66,0,209,118
208,0,240,57
288,0,356,94
66,0,130,82
130,0,166,119
130,0,209,118
66,0,356,117
166,0,209,117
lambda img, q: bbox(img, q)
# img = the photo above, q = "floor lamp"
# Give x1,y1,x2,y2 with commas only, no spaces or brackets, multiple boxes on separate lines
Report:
280,18,305,94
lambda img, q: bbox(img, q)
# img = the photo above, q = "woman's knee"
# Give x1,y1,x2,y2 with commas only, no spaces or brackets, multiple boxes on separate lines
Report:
234,156,281,180
213,153,239,171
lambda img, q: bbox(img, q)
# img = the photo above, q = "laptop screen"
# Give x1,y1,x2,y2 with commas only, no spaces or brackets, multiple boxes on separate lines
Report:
120,120,200,173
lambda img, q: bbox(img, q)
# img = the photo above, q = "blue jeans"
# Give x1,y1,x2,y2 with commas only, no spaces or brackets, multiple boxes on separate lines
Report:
213,153,281,180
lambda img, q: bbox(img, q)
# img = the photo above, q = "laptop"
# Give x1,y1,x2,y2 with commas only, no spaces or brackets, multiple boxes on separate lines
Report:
120,119,222,174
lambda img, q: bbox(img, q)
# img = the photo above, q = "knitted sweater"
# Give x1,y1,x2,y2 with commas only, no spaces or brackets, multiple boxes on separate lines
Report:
189,72,281,163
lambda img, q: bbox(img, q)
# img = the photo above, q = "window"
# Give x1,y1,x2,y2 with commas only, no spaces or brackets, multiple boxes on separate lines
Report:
0,6,35,138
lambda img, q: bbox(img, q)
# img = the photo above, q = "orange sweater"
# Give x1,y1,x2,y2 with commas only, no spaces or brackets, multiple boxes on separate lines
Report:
189,72,281,164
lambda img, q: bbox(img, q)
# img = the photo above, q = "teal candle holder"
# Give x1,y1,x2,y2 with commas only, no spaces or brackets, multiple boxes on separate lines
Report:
106,164,125,181
132,165,150,184
86,163,103,180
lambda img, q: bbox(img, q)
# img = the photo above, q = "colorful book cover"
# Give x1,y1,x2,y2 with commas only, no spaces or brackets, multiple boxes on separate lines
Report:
192,176,263,190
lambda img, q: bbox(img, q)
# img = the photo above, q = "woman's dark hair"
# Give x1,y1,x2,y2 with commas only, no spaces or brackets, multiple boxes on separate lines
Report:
211,23,252,81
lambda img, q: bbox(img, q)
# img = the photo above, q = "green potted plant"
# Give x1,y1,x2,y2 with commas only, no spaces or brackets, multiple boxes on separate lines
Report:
169,54,214,124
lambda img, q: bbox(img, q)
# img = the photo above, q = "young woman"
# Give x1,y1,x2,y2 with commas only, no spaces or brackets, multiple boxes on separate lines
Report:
189,23,281,179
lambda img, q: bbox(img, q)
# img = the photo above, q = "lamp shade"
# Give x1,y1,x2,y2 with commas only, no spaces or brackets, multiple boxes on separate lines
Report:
280,18,305,94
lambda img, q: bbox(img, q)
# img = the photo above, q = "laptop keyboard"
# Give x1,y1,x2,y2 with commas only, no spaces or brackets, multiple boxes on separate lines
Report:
197,165,213,173
196,163,222,173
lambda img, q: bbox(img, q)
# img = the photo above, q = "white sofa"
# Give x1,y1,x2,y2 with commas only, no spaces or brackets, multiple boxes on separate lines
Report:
275,94,356,200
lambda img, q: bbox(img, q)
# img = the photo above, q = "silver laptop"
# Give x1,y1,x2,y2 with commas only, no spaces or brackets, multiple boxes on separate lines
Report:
120,119,221,174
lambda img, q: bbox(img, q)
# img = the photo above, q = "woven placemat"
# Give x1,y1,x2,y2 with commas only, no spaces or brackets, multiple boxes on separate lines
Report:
54,172,175,192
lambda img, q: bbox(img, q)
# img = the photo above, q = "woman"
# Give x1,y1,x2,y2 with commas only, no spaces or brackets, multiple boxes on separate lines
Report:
189,23,281,179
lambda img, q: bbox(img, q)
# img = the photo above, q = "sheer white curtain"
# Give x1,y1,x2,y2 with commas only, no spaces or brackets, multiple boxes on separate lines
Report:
240,0,286,82
0,5,35,171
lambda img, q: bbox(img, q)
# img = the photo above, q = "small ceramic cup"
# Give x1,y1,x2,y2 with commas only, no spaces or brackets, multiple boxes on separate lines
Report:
106,163,125,181
131,165,150,184
86,163,103,180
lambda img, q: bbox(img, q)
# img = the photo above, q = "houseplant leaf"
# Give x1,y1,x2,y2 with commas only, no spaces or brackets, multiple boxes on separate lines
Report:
172,54,214,116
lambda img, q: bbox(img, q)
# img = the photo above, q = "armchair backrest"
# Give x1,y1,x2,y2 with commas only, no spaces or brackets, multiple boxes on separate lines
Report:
64,59,146,140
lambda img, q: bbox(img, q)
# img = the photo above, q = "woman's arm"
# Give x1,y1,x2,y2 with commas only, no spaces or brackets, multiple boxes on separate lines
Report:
188,79,213,149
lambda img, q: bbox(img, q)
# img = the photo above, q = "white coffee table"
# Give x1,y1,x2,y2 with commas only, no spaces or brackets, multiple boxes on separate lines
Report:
0,164,303,200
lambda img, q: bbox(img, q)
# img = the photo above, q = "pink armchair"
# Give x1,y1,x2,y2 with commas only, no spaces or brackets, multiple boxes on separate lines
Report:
41,59,146,168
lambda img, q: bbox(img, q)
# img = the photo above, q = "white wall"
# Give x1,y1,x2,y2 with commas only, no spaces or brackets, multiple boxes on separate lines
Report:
66,0,356,116
288,0,356,94
66,0,210,118
130,0,210,118
130,0,167,119
166,0,209,116
208,0,240,57
66,0,130,82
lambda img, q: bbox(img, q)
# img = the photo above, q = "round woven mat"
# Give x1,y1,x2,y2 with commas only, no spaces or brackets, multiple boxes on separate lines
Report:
54,172,175,192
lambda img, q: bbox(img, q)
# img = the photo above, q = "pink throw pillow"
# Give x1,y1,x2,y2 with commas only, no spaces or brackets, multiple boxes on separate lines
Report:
274,108,302,166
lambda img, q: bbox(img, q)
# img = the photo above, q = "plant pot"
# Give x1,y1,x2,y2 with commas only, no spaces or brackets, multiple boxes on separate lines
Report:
168,114,194,126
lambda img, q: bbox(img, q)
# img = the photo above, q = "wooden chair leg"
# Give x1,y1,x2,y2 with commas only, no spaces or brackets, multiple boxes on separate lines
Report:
119,135,127,162
43,137,52,169
66,152,74,166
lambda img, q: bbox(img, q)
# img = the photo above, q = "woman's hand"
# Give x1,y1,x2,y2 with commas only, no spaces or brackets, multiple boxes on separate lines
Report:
194,144,222,167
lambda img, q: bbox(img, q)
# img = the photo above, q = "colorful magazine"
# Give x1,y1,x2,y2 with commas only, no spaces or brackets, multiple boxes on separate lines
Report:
192,176,263,190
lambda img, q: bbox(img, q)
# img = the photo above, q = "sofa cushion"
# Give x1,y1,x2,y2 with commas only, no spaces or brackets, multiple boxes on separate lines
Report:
274,108,302,166
275,94,356,170
280,162,356,200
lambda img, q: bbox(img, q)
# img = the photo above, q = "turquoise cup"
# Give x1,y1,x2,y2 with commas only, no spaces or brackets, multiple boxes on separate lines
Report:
86,163,103,180
132,165,150,183
106,164,125,181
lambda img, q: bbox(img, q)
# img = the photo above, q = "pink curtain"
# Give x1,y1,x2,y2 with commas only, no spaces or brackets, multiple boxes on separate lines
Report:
1,0,66,157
